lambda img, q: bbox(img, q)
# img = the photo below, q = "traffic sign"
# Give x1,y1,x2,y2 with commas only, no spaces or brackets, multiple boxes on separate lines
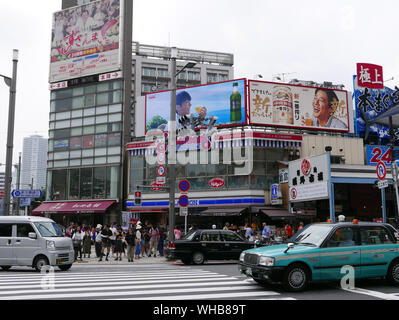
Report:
178,180,191,193
19,198,31,207
376,161,387,180
157,165,166,177
178,195,189,207
150,182,165,191
378,180,389,189
156,177,166,184
180,207,188,216
12,189,42,199
0,190,4,198
157,152,166,164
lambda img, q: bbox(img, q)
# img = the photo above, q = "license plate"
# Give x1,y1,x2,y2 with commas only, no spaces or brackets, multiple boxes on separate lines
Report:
246,267,252,276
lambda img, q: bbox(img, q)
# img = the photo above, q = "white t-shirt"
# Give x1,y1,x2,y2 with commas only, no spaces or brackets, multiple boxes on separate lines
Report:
110,227,117,240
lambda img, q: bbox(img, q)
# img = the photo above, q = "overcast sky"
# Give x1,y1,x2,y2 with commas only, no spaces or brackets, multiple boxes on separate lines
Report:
0,0,398,166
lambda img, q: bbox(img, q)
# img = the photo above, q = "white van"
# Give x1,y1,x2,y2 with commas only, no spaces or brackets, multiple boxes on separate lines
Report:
0,216,74,272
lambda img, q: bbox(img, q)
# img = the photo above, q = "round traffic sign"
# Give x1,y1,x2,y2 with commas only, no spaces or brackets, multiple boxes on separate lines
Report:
178,180,191,192
376,161,387,180
157,165,166,177
179,195,189,208
290,188,297,200
301,159,311,176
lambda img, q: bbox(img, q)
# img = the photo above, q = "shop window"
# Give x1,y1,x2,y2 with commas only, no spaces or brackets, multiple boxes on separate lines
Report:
106,166,120,199
80,168,93,199
68,169,80,200
228,176,249,189
93,167,106,199
51,170,67,200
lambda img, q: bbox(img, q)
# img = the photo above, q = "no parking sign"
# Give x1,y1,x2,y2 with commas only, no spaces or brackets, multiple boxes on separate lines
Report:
376,161,387,181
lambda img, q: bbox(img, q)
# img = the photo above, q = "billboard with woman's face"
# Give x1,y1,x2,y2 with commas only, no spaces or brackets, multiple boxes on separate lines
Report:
249,80,350,132
50,0,122,83
145,79,247,133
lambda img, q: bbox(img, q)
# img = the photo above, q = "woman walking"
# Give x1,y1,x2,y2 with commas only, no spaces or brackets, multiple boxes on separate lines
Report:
114,227,124,261
72,226,84,261
83,229,92,258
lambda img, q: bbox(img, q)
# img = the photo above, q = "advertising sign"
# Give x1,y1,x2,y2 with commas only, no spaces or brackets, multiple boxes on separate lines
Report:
49,0,122,83
357,63,384,89
146,79,247,133
249,80,349,132
354,74,399,140
365,145,399,166
289,153,330,202
0,198,3,216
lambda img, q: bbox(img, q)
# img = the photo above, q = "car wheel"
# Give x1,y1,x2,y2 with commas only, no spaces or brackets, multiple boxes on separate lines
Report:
34,256,49,272
1,266,11,271
387,260,399,286
59,264,72,271
283,263,309,292
181,259,192,265
192,252,205,265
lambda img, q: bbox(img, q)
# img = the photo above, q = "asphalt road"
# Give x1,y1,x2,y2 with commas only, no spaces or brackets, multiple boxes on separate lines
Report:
1,260,399,301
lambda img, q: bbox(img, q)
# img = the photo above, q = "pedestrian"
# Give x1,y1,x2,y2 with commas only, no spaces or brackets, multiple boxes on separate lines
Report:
99,225,112,262
66,222,75,238
114,227,124,261
297,222,304,232
244,223,254,241
261,222,271,245
110,222,117,257
149,224,159,257
158,227,166,257
285,224,293,239
223,222,230,230
83,229,92,258
94,224,103,258
125,228,136,262
174,227,181,240
142,227,151,257
72,226,84,261
135,223,142,260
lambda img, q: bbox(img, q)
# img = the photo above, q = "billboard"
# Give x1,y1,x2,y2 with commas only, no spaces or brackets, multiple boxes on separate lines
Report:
49,0,122,83
145,79,247,133
249,80,350,132
289,153,330,202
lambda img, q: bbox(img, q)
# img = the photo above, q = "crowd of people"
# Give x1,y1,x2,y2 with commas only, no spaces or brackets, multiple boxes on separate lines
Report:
65,221,167,262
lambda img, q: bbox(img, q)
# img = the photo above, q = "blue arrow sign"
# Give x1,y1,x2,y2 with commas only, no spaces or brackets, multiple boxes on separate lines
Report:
12,189,42,199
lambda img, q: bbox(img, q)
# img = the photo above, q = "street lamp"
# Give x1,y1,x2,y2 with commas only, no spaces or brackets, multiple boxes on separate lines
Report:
168,47,196,243
2,49,19,216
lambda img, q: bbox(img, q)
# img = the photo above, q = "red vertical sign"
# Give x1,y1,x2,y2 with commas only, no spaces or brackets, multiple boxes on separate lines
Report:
357,63,384,89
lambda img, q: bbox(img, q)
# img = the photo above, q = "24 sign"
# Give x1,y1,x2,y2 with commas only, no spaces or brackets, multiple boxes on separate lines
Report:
366,146,392,166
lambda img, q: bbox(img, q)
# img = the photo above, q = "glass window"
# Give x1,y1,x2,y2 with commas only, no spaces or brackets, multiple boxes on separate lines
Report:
82,135,95,148
72,96,84,109
49,130,54,139
97,92,109,105
70,137,82,149
326,227,357,247
95,148,107,156
82,149,94,157
108,133,121,146
84,85,96,94
16,224,35,238
83,117,95,126
108,147,121,155
54,151,69,160
55,120,71,129
0,224,12,237
82,158,94,166
48,153,54,160
96,124,108,133
253,161,266,175
222,232,243,242
360,227,394,245
107,156,121,163
143,67,156,77
69,169,80,200
71,127,82,136
95,135,107,148
84,108,95,117
109,104,122,113
71,118,83,127
131,157,145,169
83,126,95,135
70,150,81,158
85,94,95,107
71,110,83,118
95,157,107,165
158,69,169,78
48,140,54,152
96,106,108,114
228,176,249,189
54,160,68,167
96,115,108,124
80,168,92,199
93,167,106,199
97,82,110,92
187,165,207,177
201,232,221,242
54,89,72,100
112,80,122,90
50,101,56,112
106,166,120,199
51,170,67,200
219,74,228,82
55,111,71,121
207,73,218,83
109,123,122,132
109,113,122,122
55,98,72,112
34,222,63,237
111,91,122,104
54,139,69,150
72,87,84,96
69,159,81,167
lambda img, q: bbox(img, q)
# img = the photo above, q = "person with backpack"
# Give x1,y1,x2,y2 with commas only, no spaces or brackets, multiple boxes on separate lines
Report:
125,227,136,262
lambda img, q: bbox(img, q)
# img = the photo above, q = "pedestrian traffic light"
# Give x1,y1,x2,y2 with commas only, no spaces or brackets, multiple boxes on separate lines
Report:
135,191,142,205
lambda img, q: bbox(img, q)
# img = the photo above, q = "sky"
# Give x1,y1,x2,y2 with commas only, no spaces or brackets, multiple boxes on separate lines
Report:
1,0,399,167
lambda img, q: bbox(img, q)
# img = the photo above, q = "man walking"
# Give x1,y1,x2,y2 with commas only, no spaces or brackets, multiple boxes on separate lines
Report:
94,224,103,259
262,222,271,245
99,225,112,262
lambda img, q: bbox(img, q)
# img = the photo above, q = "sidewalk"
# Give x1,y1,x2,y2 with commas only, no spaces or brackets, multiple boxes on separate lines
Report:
73,247,172,265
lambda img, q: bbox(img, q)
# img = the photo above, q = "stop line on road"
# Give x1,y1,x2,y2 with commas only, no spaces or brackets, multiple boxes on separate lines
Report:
0,267,290,301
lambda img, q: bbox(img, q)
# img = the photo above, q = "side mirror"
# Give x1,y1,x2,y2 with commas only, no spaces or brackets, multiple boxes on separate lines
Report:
284,243,295,253
28,232,37,239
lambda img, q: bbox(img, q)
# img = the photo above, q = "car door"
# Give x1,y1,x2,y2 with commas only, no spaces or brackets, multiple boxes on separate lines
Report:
0,223,15,266
200,231,223,260
221,231,247,260
14,223,40,266
360,226,398,278
318,226,361,280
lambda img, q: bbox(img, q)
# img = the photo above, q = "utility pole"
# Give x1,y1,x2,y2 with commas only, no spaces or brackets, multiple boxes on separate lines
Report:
3,49,19,216
16,152,21,215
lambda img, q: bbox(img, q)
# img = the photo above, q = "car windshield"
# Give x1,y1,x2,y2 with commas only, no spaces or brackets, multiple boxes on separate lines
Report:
34,222,64,238
291,224,334,247
183,230,197,241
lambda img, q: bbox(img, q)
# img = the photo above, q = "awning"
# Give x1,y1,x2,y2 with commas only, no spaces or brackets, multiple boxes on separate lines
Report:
192,207,247,217
32,200,116,215
261,209,294,219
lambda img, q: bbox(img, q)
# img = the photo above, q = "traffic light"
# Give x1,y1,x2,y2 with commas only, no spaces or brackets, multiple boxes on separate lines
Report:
134,191,142,205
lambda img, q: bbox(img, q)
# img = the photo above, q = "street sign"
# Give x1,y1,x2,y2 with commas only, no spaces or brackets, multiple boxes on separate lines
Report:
180,207,188,216
378,180,389,189
157,165,166,177
376,161,387,181
178,195,189,208
178,180,191,193
150,182,165,191
0,190,4,198
156,177,166,184
19,198,32,207
12,189,42,199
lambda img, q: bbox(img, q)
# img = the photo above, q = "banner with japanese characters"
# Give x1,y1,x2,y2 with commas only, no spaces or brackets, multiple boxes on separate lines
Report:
49,0,122,83
354,74,399,140
249,80,350,132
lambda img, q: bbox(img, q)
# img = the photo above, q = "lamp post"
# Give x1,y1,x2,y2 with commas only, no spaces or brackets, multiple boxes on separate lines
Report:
168,46,196,243
2,49,19,216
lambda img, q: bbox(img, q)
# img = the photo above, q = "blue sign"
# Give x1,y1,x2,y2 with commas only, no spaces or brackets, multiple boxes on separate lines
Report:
0,198,3,216
12,189,43,199
178,195,189,208
19,198,32,207
271,184,279,199
178,180,191,192
366,145,398,166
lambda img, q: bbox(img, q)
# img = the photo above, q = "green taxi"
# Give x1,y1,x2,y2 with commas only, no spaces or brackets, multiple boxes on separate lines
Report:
239,221,399,292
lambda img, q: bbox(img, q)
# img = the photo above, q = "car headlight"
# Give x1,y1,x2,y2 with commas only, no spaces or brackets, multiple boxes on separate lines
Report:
259,256,275,267
239,252,245,262
46,241,56,250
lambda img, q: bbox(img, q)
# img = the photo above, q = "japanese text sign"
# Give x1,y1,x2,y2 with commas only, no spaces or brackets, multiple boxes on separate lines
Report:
357,63,384,89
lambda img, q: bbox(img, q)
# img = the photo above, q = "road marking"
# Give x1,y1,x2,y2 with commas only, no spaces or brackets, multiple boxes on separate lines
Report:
342,287,399,300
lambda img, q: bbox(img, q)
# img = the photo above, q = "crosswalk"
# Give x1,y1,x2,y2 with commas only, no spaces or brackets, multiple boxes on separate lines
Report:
0,267,294,300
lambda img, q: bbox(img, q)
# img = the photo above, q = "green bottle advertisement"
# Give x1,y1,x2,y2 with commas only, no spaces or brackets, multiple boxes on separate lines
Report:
230,82,242,122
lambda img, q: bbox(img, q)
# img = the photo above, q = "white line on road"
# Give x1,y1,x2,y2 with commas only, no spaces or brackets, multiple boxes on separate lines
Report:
342,287,399,300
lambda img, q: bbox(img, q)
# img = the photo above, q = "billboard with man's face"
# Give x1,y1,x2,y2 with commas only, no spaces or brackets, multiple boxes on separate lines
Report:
145,79,247,133
249,80,350,132
49,0,122,83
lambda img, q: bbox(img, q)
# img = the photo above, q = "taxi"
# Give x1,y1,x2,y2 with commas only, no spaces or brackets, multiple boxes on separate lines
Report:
239,218,399,292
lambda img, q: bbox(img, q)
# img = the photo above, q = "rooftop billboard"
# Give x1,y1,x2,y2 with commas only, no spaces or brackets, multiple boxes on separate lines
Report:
49,0,122,83
249,80,350,132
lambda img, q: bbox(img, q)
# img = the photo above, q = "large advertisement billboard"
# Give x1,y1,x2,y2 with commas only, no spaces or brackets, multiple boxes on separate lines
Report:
50,0,122,83
145,79,247,133
249,80,350,132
